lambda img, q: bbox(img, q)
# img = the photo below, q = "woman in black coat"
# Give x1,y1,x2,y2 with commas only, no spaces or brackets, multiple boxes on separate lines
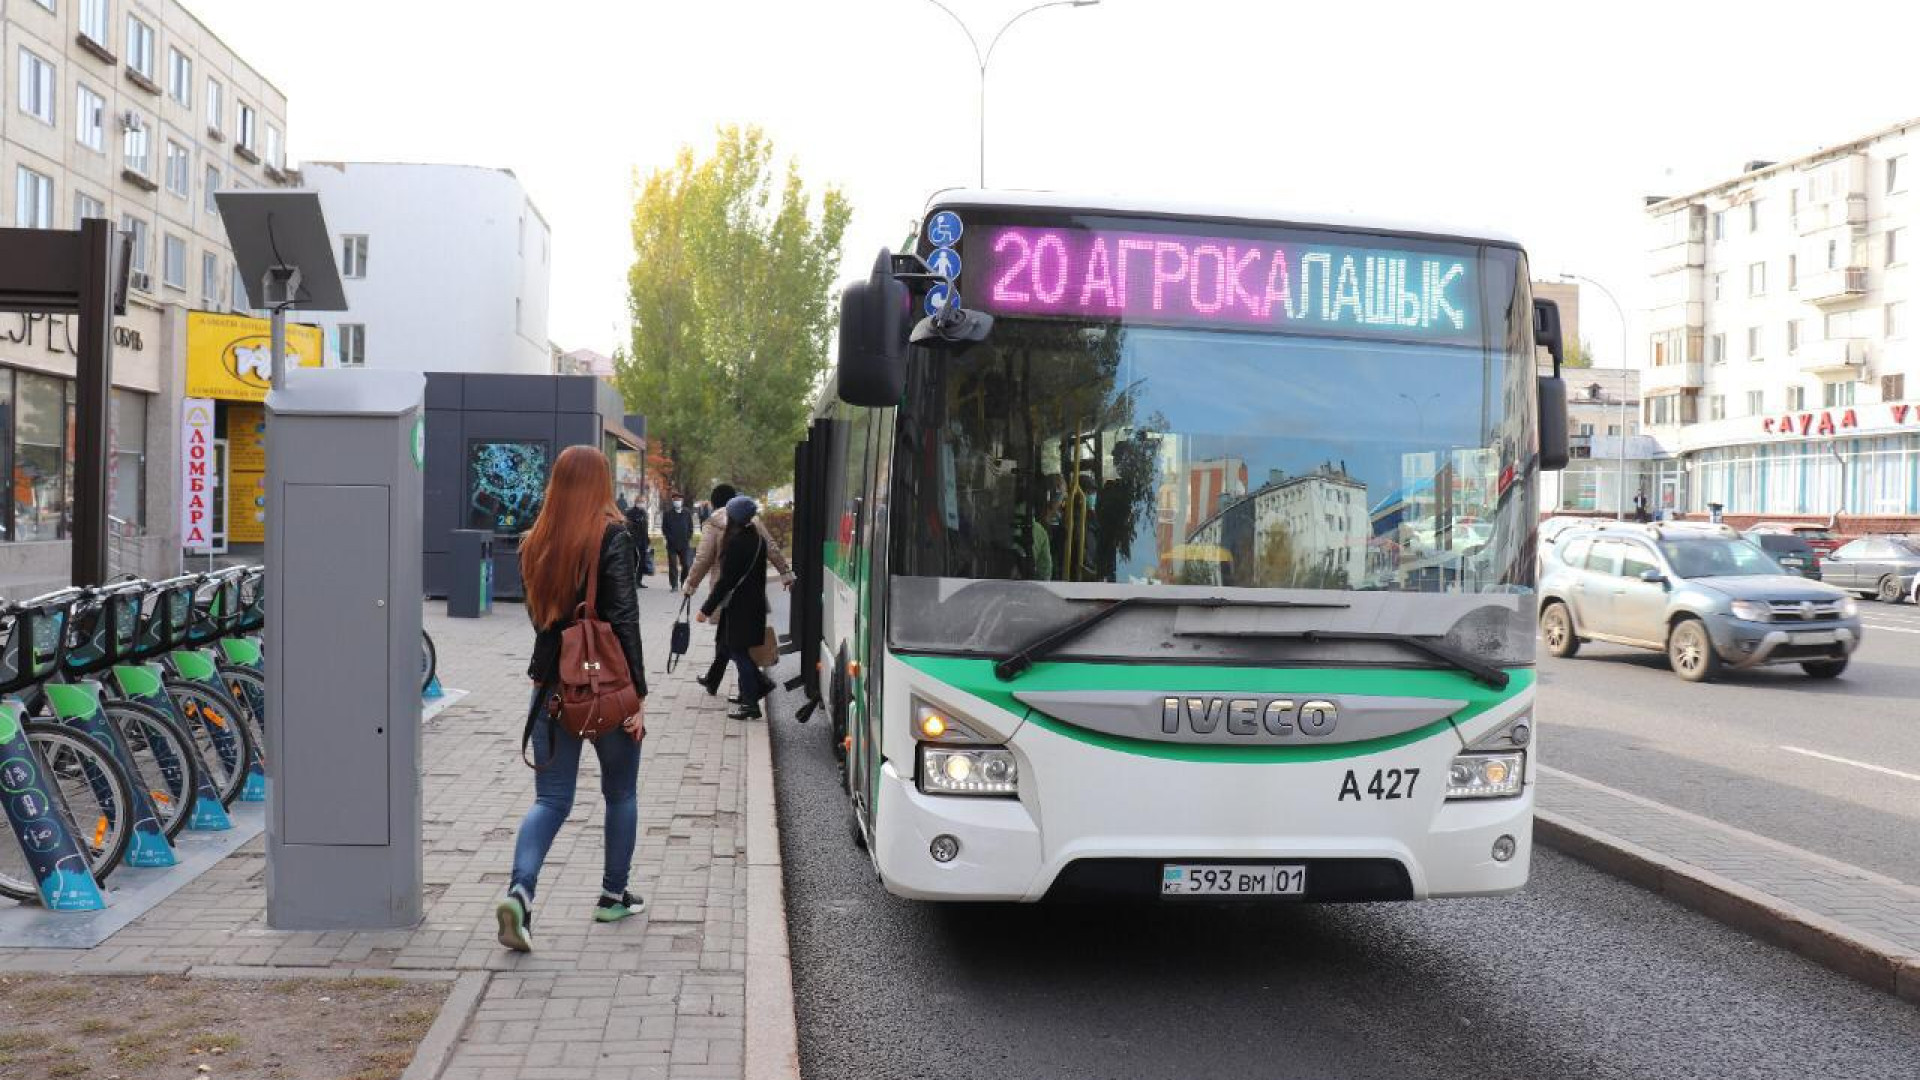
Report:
697,495,770,719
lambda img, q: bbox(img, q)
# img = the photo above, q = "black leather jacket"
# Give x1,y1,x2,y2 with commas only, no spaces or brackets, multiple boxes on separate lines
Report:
526,522,648,695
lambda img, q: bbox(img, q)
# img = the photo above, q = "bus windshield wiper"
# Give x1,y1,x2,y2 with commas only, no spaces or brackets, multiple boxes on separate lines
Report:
1178,626,1510,690
991,596,1350,682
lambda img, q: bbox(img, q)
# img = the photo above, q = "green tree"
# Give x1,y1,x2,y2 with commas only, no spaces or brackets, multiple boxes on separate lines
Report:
617,126,852,495
1562,338,1594,368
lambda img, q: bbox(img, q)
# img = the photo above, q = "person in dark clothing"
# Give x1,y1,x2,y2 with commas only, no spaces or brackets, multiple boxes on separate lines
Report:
496,446,648,954
659,492,695,591
696,495,771,720
622,498,652,588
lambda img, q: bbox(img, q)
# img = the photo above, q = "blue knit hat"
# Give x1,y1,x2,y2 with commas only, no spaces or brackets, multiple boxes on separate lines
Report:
725,495,758,524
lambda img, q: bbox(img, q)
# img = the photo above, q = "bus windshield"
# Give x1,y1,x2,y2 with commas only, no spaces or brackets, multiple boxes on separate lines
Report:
885,212,1539,667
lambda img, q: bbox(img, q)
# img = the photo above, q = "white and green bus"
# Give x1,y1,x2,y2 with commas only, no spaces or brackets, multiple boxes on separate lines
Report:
786,191,1570,902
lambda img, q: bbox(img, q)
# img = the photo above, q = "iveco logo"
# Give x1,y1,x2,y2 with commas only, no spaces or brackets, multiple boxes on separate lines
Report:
1161,697,1339,739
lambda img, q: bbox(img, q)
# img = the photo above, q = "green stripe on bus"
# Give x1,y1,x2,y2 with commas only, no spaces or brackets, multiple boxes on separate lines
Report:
897,655,1533,764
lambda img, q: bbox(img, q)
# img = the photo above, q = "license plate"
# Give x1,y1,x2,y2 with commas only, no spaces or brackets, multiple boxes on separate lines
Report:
1792,631,1837,644
1161,863,1306,897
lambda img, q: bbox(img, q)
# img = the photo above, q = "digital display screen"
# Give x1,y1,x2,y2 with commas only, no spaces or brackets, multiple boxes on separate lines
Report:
468,440,550,534
964,219,1480,344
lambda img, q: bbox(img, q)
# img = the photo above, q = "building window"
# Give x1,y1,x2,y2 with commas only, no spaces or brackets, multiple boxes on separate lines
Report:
18,49,56,125
80,0,110,47
230,265,249,312
75,84,104,150
1712,272,1725,300
1889,301,1907,339
338,324,366,366
1746,390,1764,416
110,388,146,528
1709,395,1726,421
1711,210,1725,240
341,235,368,278
1888,227,1905,267
1786,385,1806,411
1823,381,1856,408
200,252,218,308
1787,253,1797,290
1747,326,1761,360
1891,155,1906,195
1748,261,1766,296
265,125,282,170
1709,332,1726,364
1884,374,1906,403
164,140,189,197
125,16,154,80
1748,200,1761,233
162,234,186,290
73,191,104,229
13,373,68,541
204,164,219,214
14,168,54,229
237,102,256,151
1788,319,1803,353
123,112,150,174
167,47,190,106
205,78,223,133
121,213,149,284
1827,238,1840,270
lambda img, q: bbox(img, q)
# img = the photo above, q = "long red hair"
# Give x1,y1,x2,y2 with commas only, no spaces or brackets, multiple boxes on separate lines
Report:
520,445,623,629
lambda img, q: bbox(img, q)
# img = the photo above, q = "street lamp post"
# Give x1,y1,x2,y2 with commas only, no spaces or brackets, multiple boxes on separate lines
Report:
1561,272,1632,520
923,0,1101,187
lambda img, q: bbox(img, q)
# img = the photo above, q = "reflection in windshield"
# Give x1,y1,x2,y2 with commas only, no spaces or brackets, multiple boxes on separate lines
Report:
892,320,1536,595
1660,538,1783,578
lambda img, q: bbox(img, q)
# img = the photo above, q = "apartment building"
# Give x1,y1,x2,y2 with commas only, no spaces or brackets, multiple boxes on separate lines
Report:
1642,117,1920,522
0,0,290,584
301,162,553,375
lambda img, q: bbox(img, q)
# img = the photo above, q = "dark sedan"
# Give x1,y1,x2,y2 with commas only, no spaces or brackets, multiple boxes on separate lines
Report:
1745,531,1822,580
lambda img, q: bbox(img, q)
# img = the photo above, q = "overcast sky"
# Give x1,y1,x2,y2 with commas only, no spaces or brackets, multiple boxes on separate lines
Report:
193,0,1920,364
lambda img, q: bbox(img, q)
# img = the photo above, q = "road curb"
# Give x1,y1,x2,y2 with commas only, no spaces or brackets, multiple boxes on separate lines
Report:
745,717,801,1080
399,969,490,1080
1535,810,1920,1005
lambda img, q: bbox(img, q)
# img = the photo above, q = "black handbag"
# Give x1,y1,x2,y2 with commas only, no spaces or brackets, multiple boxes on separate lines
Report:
667,596,692,672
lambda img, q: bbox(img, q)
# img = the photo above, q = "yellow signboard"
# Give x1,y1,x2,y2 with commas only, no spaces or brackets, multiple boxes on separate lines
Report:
229,403,266,471
185,311,324,402
229,469,266,543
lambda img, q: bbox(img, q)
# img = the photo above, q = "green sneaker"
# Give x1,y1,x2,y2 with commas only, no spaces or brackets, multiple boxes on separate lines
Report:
593,891,647,923
495,892,534,952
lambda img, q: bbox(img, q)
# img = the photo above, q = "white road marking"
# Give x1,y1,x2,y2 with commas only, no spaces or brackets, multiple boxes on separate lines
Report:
1777,745,1920,783
1862,622,1920,634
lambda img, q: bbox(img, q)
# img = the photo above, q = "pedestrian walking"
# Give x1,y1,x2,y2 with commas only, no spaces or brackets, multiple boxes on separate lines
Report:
660,492,695,591
495,446,648,954
685,484,794,701
697,495,772,720
622,497,652,588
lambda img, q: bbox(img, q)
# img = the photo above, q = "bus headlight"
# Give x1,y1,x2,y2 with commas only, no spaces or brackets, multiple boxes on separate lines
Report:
1446,752,1525,800
919,745,1019,797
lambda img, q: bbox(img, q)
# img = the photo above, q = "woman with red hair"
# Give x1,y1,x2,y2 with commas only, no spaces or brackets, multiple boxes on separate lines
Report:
495,446,648,953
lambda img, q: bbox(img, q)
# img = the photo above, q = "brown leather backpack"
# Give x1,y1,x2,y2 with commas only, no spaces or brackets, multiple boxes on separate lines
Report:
552,552,641,742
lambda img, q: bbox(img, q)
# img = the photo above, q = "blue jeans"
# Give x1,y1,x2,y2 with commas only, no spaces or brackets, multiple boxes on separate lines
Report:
510,686,642,900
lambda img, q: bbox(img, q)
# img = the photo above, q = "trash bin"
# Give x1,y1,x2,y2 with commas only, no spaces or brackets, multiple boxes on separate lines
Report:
447,529,494,618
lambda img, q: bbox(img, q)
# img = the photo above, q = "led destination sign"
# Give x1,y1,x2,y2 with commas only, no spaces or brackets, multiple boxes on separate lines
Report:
973,224,1477,342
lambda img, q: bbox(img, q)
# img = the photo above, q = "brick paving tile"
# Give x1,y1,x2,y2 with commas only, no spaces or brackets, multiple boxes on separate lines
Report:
0,591,755,1079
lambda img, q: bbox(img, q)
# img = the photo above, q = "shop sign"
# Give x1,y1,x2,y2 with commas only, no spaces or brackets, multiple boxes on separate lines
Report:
1761,404,1920,438
1,312,145,355
229,403,266,471
185,311,322,402
181,398,216,550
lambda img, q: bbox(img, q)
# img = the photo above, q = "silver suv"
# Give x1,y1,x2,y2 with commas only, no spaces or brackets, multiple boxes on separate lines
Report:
1539,522,1863,682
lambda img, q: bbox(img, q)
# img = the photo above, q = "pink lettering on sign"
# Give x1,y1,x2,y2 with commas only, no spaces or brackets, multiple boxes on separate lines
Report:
979,226,1472,337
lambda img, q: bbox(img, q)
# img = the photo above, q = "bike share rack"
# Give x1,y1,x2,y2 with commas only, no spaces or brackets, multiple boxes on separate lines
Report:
0,601,107,912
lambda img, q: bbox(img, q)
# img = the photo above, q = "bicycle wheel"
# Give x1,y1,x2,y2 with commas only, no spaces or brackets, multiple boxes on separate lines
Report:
421,630,438,694
166,680,256,808
0,723,135,903
220,666,267,774
104,698,205,841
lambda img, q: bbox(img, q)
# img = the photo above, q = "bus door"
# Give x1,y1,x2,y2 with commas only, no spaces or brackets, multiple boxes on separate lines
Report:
853,413,894,823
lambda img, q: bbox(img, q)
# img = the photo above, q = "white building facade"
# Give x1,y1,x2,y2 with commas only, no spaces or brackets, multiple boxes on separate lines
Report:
302,162,552,375
1643,118,1920,523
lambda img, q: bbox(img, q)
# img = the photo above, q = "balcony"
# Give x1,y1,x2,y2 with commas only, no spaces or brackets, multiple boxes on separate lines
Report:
1794,194,1870,235
1804,266,1868,305
1642,361,1705,392
1797,338,1868,378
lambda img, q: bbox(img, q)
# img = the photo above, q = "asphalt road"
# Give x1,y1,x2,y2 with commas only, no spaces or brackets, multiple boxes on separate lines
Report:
1541,597,1920,882
766,680,1920,1080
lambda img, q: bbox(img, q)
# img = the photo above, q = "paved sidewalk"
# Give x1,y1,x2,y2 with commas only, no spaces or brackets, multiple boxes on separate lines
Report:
1537,765,1920,1002
0,589,771,1080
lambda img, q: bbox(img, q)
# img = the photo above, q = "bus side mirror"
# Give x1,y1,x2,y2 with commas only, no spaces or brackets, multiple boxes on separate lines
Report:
1538,375,1570,472
1534,298,1565,373
837,250,908,407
